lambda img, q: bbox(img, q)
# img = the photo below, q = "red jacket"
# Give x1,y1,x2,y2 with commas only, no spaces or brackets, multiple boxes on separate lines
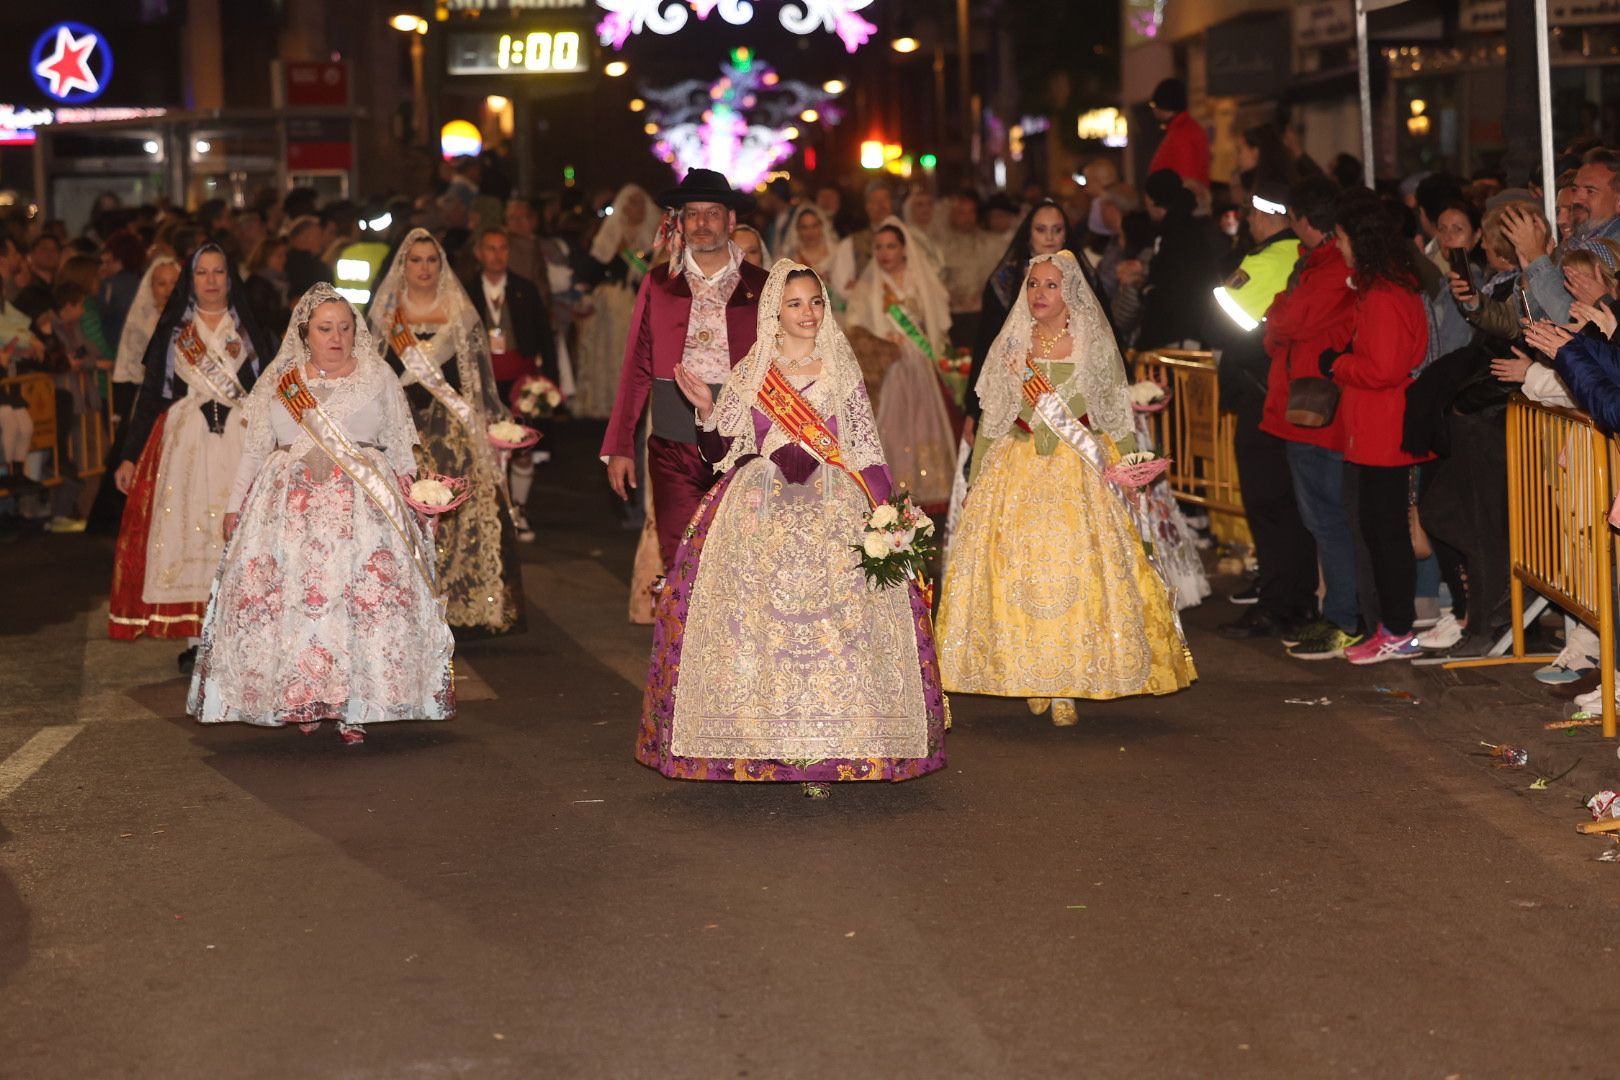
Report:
1148,112,1210,187
599,259,771,460
1332,279,1433,467
1260,242,1358,451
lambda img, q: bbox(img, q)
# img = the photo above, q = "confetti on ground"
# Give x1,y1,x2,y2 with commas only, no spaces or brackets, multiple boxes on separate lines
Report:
1285,697,1332,706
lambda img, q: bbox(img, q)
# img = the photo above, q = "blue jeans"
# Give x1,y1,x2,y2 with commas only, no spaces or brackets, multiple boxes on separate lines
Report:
1285,441,1359,632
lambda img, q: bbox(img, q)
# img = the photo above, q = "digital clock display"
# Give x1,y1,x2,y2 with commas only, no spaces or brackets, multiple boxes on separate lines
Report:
446,29,588,75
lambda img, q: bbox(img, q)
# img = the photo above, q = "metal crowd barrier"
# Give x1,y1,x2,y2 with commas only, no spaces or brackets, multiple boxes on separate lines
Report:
0,369,112,499
1128,348,1250,546
1452,396,1617,737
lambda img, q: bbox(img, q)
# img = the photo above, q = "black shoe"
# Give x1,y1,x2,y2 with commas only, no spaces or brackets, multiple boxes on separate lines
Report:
1228,581,1260,606
1281,617,1334,649
1219,608,1286,639
177,646,198,676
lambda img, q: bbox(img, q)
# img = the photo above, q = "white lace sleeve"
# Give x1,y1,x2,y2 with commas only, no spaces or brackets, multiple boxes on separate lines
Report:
226,386,275,514
379,366,422,477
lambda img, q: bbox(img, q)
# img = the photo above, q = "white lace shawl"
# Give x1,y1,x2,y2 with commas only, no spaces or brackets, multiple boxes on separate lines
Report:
711,259,886,476
976,250,1133,446
366,227,507,425
844,215,953,354
779,204,841,268
236,284,421,498
113,255,178,384
589,183,659,264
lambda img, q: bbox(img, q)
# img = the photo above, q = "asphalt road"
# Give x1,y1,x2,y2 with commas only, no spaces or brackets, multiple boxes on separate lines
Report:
3,423,1619,1079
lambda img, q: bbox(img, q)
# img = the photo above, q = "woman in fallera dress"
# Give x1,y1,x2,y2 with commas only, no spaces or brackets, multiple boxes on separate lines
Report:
937,251,1196,726
368,228,524,637
109,245,272,672
574,183,658,419
844,216,958,507
635,260,946,792
188,285,454,745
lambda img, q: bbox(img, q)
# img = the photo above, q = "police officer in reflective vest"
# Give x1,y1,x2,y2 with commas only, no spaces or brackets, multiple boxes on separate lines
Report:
1210,179,1317,642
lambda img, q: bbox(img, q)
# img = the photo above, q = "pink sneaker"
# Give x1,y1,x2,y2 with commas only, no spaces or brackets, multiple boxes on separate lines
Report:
1344,625,1421,666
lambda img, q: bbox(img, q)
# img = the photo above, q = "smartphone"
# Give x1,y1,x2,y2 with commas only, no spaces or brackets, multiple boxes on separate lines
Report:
1519,288,1534,324
1445,248,1471,284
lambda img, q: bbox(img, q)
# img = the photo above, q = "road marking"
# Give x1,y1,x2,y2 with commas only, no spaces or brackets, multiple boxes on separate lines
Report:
0,724,83,801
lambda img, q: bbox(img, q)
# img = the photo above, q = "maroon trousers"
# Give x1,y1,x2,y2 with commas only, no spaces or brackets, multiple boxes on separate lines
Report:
648,435,719,570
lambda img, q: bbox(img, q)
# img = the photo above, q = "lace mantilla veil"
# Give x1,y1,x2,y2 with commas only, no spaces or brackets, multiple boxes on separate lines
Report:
975,250,1133,447
243,283,420,478
114,255,178,382
711,259,886,477
366,227,507,425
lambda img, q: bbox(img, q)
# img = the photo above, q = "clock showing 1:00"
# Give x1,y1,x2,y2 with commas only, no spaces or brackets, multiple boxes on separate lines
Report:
446,28,589,76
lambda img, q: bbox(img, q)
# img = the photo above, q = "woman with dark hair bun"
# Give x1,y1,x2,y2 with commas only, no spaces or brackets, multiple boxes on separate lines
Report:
1320,190,1433,665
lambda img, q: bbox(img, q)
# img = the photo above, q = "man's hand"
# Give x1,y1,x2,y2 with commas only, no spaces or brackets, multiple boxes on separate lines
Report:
1489,346,1534,384
115,460,136,494
960,416,975,448
606,455,636,500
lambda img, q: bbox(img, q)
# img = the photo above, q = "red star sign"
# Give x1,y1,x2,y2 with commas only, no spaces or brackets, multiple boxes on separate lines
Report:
34,26,100,100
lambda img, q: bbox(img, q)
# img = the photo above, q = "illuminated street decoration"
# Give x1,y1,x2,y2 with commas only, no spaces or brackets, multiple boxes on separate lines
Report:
642,47,842,191
31,22,113,104
596,0,876,54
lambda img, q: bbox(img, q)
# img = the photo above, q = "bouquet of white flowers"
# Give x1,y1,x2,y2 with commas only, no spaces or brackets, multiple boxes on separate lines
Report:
1105,449,1171,488
487,419,541,450
1129,379,1168,412
401,473,470,514
510,374,565,420
851,493,938,590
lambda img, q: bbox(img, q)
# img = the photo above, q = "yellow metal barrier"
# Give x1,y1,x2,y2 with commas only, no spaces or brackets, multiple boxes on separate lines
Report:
1129,348,1249,545
1454,397,1616,737
0,369,112,498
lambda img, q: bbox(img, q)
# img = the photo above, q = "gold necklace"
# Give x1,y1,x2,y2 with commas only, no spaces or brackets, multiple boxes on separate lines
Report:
1031,317,1070,359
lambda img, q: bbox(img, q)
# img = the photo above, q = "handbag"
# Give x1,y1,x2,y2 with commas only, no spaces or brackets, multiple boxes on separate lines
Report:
1285,376,1340,428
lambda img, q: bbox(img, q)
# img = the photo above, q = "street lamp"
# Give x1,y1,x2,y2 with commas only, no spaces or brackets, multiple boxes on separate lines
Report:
389,14,425,33
605,60,630,78
891,37,920,53
823,79,846,94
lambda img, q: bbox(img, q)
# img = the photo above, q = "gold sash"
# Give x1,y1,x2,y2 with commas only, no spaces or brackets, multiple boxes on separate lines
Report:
276,367,439,593
388,308,477,432
173,320,249,406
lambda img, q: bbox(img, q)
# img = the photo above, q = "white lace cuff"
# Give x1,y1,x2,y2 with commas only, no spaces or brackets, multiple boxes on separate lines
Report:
698,409,720,432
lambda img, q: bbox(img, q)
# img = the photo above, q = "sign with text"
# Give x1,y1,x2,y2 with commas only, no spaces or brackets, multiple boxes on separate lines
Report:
1294,0,1354,48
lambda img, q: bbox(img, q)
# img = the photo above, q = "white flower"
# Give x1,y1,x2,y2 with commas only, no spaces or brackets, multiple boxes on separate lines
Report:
868,504,899,529
862,532,891,559
544,389,562,407
1118,450,1156,467
410,478,454,506
488,420,529,443
1129,380,1166,406
913,511,934,535
890,528,915,552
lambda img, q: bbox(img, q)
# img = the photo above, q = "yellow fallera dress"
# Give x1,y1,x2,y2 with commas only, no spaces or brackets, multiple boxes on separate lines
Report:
937,363,1196,700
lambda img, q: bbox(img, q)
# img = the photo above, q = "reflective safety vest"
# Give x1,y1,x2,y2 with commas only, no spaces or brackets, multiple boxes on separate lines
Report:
333,241,391,312
1212,230,1300,331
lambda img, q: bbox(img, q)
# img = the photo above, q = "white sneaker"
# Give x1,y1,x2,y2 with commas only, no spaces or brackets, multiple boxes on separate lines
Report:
1573,682,1620,712
1416,612,1465,650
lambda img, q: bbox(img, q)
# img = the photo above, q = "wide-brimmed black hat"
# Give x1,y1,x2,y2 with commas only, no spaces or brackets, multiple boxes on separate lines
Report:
656,168,757,213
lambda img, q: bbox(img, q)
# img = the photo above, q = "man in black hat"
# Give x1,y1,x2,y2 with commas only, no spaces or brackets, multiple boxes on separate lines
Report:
1147,77,1210,188
599,168,770,573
